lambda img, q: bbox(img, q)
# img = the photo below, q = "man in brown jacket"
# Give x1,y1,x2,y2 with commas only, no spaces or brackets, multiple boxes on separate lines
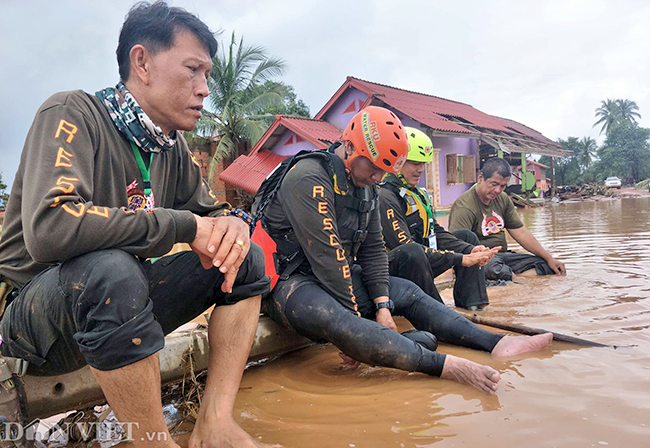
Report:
0,3,269,447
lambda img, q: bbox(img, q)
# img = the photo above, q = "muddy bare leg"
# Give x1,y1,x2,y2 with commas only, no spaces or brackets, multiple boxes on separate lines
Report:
90,353,178,448
189,295,272,448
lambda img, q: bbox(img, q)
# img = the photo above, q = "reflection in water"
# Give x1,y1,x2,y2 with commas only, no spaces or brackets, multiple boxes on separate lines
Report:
179,198,650,448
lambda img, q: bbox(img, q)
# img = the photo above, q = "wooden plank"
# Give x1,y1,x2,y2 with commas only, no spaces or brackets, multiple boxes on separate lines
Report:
456,311,613,348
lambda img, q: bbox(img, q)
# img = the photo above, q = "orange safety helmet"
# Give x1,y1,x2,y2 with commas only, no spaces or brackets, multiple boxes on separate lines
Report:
341,106,408,174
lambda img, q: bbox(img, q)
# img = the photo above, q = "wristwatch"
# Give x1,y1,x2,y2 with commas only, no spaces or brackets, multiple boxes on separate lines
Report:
227,208,256,236
375,300,394,312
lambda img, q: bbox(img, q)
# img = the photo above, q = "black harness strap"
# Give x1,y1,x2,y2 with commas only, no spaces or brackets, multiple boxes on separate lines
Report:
252,144,378,280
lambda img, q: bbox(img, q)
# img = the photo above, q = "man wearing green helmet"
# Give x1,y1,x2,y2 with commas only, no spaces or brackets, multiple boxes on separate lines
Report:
379,127,499,310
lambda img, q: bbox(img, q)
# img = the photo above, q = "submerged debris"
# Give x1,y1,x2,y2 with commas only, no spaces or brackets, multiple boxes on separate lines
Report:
555,183,617,200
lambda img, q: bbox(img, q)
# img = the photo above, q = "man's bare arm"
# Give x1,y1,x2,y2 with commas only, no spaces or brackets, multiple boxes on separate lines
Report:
507,226,566,275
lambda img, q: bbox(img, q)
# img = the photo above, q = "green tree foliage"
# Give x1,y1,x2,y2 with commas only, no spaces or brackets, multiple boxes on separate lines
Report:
253,81,310,126
576,136,598,172
0,173,8,206
598,123,650,183
593,98,642,136
190,33,287,185
617,99,642,124
594,99,619,135
548,99,648,187
547,137,582,185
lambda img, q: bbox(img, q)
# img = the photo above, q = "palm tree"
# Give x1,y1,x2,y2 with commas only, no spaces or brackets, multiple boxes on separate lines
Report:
594,98,643,136
577,136,598,172
616,99,641,124
192,32,287,185
593,99,620,135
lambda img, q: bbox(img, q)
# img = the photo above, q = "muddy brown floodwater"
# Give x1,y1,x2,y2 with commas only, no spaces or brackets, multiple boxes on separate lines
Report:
114,197,650,448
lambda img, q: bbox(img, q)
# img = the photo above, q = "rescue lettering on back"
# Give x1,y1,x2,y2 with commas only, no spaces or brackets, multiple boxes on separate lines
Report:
385,207,411,244
312,182,359,314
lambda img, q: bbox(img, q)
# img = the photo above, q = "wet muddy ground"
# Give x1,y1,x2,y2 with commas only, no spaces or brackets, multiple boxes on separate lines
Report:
224,197,650,448
60,196,650,447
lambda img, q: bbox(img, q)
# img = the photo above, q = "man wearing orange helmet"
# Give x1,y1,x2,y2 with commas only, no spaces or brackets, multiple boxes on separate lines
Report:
255,106,553,394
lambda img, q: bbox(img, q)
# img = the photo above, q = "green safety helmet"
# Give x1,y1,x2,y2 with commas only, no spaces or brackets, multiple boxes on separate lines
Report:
405,127,434,163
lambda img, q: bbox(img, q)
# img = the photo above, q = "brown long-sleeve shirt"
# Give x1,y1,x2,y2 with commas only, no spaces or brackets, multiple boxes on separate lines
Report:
0,90,228,286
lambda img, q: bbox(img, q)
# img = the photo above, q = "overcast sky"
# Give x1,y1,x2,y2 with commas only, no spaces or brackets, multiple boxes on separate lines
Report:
1,0,649,188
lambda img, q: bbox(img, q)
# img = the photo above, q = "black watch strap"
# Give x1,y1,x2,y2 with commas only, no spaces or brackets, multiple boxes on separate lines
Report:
375,299,394,311
228,208,255,236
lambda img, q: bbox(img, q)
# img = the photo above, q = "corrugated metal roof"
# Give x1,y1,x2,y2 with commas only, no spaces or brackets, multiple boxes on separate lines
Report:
221,116,343,193
348,77,529,134
279,115,342,145
219,151,287,194
518,160,550,169
315,77,570,157
497,117,557,146
250,115,341,155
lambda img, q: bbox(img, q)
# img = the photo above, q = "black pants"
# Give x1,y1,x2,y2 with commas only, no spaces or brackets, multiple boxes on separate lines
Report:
263,266,502,377
387,229,488,309
0,246,270,376
484,251,555,281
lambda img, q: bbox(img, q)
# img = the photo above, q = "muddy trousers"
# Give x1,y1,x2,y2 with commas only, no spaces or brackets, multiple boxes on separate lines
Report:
484,251,555,281
0,247,270,376
388,229,488,309
263,267,502,377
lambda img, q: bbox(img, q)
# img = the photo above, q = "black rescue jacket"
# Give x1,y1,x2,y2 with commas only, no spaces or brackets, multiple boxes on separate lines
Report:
254,143,389,314
378,173,474,267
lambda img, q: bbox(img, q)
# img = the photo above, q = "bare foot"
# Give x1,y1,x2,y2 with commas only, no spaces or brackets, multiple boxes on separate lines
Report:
491,333,553,358
338,352,361,370
189,414,278,448
440,355,500,394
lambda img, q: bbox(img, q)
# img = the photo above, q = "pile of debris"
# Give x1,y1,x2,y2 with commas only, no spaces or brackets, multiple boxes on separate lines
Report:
555,183,617,200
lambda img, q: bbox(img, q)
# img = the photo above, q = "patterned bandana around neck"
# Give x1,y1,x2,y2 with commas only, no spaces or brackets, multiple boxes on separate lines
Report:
95,82,176,153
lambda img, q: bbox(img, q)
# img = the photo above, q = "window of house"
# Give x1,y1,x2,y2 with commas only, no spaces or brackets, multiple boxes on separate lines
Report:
446,154,477,185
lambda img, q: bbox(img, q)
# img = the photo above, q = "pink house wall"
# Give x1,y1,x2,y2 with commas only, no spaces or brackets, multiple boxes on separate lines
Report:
514,163,548,183
400,113,478,205
270,130,319,156
323,89,369,131
431,136,477,207
270,87,478,208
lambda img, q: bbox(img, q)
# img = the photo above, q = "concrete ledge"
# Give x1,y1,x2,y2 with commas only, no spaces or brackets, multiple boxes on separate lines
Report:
23,316,311,420
22,277,453,420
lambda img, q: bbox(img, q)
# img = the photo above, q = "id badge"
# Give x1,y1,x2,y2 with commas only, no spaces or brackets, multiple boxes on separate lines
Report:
428,234,437,250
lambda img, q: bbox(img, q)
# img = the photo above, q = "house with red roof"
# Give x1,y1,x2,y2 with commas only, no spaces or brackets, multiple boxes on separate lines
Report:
513,159,552,192
220,76,571,209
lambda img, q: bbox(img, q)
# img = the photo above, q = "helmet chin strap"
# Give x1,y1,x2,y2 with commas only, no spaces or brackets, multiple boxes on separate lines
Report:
342,141,358,175
397,172,415,188
345,152,358,167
